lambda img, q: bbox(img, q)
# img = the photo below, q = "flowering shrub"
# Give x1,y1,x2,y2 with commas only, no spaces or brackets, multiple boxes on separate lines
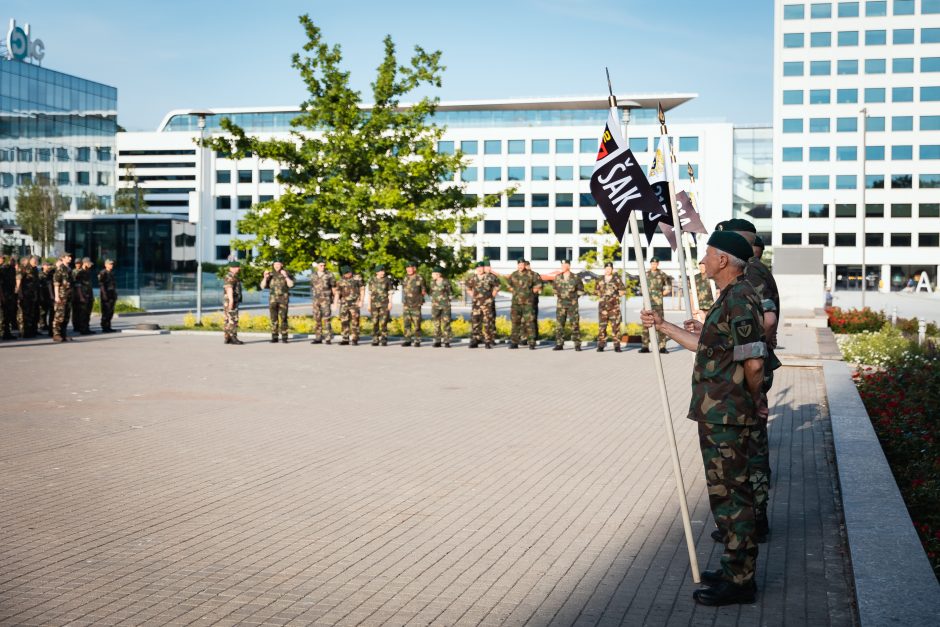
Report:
854,347,940,580
838,323,916,367
827,307,888,334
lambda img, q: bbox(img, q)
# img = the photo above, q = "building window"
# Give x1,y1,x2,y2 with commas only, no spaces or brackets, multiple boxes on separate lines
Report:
508,193,525,207
920,174,940,188
782,175,803,190
437,141,454,155
836,175,857,189
680,164,699,180
76,147,91,162
97,172,111,186
864,58,886,74
810,117,831,132
679,136,699,151
837,59,858,75
483,220,501,234
893,28,914,44
866,233,884,246
531,247,549,261
784,33,805,48
837,146,858,160
216,170,231,184
923,57,940,72
783,147,803,161
783,118,804,133
96,147,112,162
784,61,805,76
237,196,252,209
837,88,858,103
922,86,940,101
530,166,549,181
579,166,592,180
809,203,830,218
836,203,856,217
893,57,914,73
580,193,597,207
921,145,940,159
484,140,501,154
892,115,913,131
484,167,501,181
554,247,574,262
835,117,856,132
556,193,574,207
556,139,573,154
259,170,274,183
579,138,596,153
867,116,885,131
835,233,856,246
76,172,90,186
782,233,803,245
809,89,831,104
531,220,549,234
579,219,597,234
507,219,525,234
926,0,940,13
629,137,649,152
890,233,912,247
784,4,805,19
811,31,832,47
555,166,573,181
531,193,549,207
839,2,860,17
923,28,940,43
892,146,913,160
865,29,887,45
866,203,885,217
838,30,859,46
461,167,478,182
556,220,573,234
216,220,231,235
867,0,887,15
57,172,70,185
55,147,70,162
923,116,940,130
578,247,597,261
237,170,252,183
782,204,802,218
16,173,31,185
892,86,914,102
808,146,829,161
864,88,886,103
215,245,231,260
865,145,884,160
460,140,478,155
811,2,833,17
482,246,501,261
783,90,804,105
808,61,830,77
507,166,525,181
809,175,829,189
508,140,525,154
891,203,912,217
259,195,273,202
531,139,549,154
866,175,885,188
809,233,829,246
919,233,940,247
893,0,914,14
216,196,232,210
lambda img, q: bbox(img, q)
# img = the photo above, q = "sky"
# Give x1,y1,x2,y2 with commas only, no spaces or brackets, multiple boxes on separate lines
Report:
3,0,774,131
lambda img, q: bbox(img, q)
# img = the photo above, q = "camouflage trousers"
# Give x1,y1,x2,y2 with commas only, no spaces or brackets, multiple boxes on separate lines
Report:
223,306,239,341
52,300,71,340
470,299,494,343
340,303,360,341
748,417,771,520
403,306,422,341
510,301,536,345
641,305,668,350
72,298,91,333
431,305,451,342
312,300,332,341
370,303,389,341
597,299,622,348
698,421,758,585
100,298,115,332
39,298,52,332
533,296,540,339
18,298,39,338
555,302,581,347
1,297,16,336
269,301,289,336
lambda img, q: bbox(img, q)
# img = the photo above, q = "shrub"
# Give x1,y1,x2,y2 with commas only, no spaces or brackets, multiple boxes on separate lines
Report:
91,298,144,314
826,306,887,334
838,323,914,367
896,317,940,338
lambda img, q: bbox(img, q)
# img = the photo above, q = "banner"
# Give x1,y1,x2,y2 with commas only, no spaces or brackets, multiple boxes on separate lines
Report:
660,190,708,250
589,111,665,242
642,135,675,244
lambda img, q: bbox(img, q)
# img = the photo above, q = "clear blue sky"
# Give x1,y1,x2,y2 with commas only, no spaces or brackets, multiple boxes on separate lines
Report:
4,0,773,131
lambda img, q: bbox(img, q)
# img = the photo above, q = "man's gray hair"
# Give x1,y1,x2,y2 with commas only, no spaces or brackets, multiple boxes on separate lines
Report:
727,255,747,269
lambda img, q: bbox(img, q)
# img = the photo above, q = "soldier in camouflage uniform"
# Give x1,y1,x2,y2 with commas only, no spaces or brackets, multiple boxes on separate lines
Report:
429,267,452,347
39,261,54,334
261,260,294,342
552,259,584,351
71,258,95,335
595,261,626,352
508,258,540,349
640,257,672,353
309,259,336,344
466,262,486,348
223,262,243,345
336,265,363,345
16,256,40,338
52,253,74,342
98,259,118,333
695,261,715,315
641,231,767,606
525,261,541,340
368,265,393,346
401,261,426,347
0,255,16,339
482,259,499,344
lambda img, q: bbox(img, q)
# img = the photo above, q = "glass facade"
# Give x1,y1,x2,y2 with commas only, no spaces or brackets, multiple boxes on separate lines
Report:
733,127,773,240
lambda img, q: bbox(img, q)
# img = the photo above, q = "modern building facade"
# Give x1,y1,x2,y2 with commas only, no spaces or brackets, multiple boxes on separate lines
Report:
0,17,118,251
116,96,738,274
773,0,940,291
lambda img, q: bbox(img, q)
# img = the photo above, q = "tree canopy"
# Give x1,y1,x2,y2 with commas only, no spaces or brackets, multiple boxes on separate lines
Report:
15,182,69,257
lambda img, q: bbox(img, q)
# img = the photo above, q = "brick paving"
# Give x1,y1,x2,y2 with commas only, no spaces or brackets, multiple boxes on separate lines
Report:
0,334,856,626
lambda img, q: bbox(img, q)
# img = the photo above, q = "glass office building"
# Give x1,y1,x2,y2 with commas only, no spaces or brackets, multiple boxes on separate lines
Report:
733,126,773,241
0,55,118,252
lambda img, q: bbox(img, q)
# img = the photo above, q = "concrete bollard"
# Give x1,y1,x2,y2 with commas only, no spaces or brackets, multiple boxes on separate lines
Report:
918,319,927,346
891,307,898,326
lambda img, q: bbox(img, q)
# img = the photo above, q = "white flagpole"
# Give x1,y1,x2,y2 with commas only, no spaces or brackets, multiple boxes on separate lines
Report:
686,164,717,302
607,79,700,583
658,104,694,320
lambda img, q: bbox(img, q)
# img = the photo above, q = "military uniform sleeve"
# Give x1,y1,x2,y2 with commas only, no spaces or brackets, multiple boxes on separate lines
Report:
726,291,768,362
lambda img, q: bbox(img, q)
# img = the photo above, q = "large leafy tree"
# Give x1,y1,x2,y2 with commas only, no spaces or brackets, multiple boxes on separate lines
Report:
202,15,498,278
15,181,69,256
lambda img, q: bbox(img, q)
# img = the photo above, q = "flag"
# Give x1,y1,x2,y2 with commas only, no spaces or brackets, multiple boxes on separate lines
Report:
661,191,708,250
589,110,665,242
641,135,675,244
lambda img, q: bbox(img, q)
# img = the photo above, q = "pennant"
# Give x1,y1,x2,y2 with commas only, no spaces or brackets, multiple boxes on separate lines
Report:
660,190,708,250
642,135,674,244
589,111,665,242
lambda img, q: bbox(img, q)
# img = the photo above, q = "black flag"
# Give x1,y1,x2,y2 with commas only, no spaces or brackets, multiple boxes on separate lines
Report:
589,111,666,242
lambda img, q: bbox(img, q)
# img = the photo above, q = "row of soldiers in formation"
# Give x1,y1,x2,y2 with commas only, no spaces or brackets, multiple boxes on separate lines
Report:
220,255,717,351
0,252,119,343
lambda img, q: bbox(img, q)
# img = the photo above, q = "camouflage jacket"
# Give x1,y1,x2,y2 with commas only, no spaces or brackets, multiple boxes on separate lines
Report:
689,275,767,426
508,269,539,305
39,269,54,303
594,274,626,304
368,275,394,307
17,266,39,301
224,273,242,308
695,273,714,310
0,263,14,296
744,257,780,314
646,269,672,306
264,270,291,304
53,265,73,300
310,271,336,305
483,272,501,298
71,268,91,302
98,269,118,302
553,272,584,305
336,275,363,305
466,273,488,304
401,274,426,308
430,278,452,310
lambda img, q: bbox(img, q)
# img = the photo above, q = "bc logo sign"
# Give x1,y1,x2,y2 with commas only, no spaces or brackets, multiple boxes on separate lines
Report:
6,19,45,63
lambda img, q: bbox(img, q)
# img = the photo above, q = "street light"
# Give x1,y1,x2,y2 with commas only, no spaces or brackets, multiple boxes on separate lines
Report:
859,107,868,308
187,109,213,325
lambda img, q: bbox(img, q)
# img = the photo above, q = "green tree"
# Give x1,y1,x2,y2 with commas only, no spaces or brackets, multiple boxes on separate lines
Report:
114,166,149,214
79,191,104,212
15,181,69,256
201,14,500,278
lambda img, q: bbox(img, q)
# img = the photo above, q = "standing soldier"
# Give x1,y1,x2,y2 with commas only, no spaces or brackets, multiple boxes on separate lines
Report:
482,258,499,344
98,259,118,333
77,258,95,335
695,261,715,317
508,258,540,350
0,255,16,339
368,264,393,346
309,259,336,345
640,231,766,606
400,261,426,347
52,252,74,342
466,262,486,348
552,259,584,351
223,262,243,345
525,260,541,341
429,266,452,348
16,256,40,338
336,265,363,345
639,257,672,354
261,260,294,343
39,260,54,335
595,261,626,352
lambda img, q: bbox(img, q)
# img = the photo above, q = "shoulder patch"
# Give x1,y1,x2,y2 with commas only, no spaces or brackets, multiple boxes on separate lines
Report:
732,316,756,342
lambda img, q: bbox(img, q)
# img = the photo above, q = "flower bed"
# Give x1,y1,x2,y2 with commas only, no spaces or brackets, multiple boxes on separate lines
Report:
826,306,887,334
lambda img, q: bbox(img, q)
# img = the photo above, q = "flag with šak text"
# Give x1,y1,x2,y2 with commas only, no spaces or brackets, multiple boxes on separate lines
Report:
661,190,708,250
589,110,668,242
643,135,676,244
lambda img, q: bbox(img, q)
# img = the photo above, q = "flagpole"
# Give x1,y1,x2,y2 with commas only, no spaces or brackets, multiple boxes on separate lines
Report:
687,164,717,301
607,76,700,584
658,103,694,320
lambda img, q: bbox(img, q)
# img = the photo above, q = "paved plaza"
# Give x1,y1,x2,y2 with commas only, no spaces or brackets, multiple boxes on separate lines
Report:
1,331,856,626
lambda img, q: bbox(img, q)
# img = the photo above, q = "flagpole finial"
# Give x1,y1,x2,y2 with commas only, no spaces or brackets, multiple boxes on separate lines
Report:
658,102,665,126
605,68,617,108
687,162,694,179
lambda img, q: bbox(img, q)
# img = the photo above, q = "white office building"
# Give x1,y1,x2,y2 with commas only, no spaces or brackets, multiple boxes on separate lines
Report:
773,0,940,291
116,96,739,275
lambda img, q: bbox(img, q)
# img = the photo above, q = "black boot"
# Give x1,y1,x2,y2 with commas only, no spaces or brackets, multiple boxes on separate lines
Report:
614,345,622,352
433,341,441,347
282,335,289,343
271,335,279,343
638,347,651,353
553,344,563,351
509,342,518,349
692,579,757,606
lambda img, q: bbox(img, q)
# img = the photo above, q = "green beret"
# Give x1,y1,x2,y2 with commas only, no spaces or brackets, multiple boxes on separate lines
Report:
406,260,417,268
718,218,757,233
649,256,660,263
228,261,241,268
104,259,115,265
374,264,386,272
340,264,351,274
516,257,527,264
482,258,491,265
475,261,485,268
604,261,614,268
561,258,571,264
315,258,326,264
707,231,753,262
432,266,444,273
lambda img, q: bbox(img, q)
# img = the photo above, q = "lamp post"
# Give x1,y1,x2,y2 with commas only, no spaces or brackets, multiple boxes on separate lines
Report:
133,174,140,300
859,107,867,308
189,110,212,325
